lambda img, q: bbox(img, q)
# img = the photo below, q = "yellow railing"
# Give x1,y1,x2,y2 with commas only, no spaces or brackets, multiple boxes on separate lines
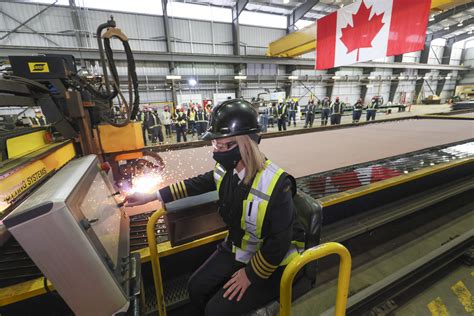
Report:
280,242,352,316
146,208,167,316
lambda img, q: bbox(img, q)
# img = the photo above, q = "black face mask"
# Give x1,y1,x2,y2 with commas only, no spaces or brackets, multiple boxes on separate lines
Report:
213,146,241,171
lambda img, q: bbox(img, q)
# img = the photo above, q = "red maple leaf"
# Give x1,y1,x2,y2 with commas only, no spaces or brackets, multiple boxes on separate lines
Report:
340,1,385,61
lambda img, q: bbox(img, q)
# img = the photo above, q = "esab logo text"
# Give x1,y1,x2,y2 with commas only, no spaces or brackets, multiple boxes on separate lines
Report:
28,62,50,73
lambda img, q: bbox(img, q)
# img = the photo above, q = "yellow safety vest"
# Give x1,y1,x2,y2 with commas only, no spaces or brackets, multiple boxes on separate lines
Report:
213,161,303,266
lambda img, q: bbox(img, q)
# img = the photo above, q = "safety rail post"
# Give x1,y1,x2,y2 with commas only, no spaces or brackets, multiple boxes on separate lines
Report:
279,242,352,316
146,208,167,316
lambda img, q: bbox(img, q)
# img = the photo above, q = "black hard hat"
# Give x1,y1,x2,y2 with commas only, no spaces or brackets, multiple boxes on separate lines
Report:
201,99,260,140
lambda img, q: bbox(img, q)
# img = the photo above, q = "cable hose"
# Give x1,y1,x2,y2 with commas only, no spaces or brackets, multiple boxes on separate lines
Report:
101,36,140,127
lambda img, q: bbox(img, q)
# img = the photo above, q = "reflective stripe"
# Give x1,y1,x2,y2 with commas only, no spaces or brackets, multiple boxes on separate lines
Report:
249,188,270,201
213,163,225,192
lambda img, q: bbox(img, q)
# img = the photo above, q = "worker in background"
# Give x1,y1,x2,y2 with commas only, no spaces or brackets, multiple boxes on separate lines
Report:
30,109,47,127
330,97,344,125
125,99,305,316
352,98,363,123
136,106,149,145
268,103,276,128
366,96,379,121
149,110,164,144
161,106,172,138
259,101,269,133
206,100,213,114
187,104,197,137
276,101,287,131
175,106,188,143
195,105,208,137
321,97,331,126
287,99,298,127
304,99,316,128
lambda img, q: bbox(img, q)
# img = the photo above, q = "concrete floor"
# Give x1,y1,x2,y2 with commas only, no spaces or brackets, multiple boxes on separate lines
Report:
394,263,474,316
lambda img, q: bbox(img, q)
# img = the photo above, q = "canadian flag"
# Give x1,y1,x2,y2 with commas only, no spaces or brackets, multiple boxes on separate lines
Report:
316,0,431,70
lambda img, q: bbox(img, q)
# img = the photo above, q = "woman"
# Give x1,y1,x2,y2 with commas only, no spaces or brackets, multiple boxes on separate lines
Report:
126,99,305,315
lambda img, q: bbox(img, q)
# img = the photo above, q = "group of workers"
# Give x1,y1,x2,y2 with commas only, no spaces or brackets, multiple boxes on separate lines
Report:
259,96,383,132
136,101,214,144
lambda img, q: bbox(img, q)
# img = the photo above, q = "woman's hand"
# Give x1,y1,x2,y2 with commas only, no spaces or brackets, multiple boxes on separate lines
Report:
222,268,251,302
124,192,158,207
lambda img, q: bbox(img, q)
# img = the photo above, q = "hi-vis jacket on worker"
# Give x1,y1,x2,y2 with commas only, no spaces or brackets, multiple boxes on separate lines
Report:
158,100,305,284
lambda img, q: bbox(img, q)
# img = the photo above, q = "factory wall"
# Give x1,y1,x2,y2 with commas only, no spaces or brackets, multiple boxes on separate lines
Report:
459,47,474,85
0,1,469,105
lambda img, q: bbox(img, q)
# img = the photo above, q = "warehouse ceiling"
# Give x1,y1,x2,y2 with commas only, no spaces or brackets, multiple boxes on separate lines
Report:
175,0,473,39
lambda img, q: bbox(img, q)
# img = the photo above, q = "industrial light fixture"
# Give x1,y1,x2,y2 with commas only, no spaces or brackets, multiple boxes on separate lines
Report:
398,75,406,80
429,15,435,22
457,21,463,27
444,25,450,30
423,76,430,80
445,76,451,80
332,76,341,80
366,84,374,88
188,78,197,86
367,76,376,80
166,75,181,80
234,75,247,80
288,75,298,80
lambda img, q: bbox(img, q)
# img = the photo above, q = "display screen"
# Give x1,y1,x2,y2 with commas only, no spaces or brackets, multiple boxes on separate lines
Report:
80,172,121,267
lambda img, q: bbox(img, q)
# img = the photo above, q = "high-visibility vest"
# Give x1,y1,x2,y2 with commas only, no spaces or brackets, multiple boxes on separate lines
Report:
213,161,303,266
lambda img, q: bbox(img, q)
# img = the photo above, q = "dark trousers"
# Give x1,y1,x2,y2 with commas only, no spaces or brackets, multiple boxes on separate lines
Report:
268,117,274,128
288,111,296,126
304,114,314,127
176,125,187,143
164,124,171,137
141,125,148,145
277,118,286,131
188,121,196,136
188,242,284,316
366,110,376,121
321,109,330,125
149,126,164,143
352,111,362,123
196,122,207,136
330,114,342,125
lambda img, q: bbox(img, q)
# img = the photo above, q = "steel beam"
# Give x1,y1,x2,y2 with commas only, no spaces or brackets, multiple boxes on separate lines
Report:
232,0,248,96
360,68,374,103
68,0,85,49
0,1,57,41
0,9,59,47
428,2,474,27
160,0,177,106
232,0,248,56
0,45,471,71
161,0,175,73
429,16,474,39
288,0,319,33
326,68,336,99
388,55,404,102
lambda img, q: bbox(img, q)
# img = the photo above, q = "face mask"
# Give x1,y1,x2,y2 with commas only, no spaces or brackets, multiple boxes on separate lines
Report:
213,146,241,171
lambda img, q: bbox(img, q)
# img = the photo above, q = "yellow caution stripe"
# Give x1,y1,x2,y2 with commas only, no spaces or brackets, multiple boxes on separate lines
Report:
451,281,473,313
428,297,450,316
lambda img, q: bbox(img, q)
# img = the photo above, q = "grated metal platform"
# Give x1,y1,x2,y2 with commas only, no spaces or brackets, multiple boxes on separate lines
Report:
297,141,474,199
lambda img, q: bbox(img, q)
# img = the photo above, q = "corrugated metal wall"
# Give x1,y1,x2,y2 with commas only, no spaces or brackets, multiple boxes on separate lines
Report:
0,1,469,104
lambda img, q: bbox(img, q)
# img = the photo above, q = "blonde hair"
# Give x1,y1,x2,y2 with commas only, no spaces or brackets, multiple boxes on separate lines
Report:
235,135,266,185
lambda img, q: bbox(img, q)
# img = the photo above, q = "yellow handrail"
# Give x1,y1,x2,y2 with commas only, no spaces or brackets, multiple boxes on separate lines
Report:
280,242,352,316
146,208,167,316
